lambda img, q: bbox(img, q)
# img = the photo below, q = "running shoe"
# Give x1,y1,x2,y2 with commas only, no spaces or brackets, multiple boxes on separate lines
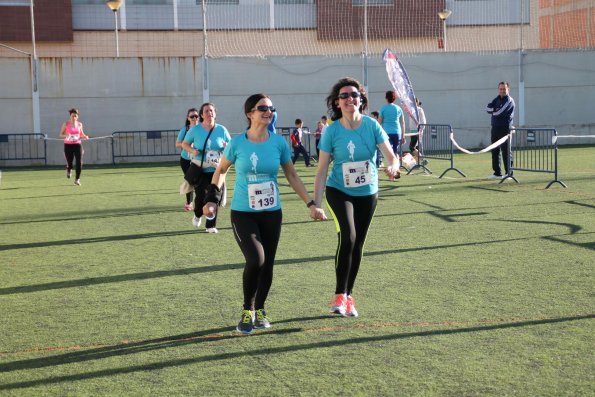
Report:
253,309,271,329
66,169,72,179
345,295,359,317
236,309,254,335
488,174,503,179
206,227,218,234
184,203,193,212
330,294,347,316
74,179,81,186
192,215,202,228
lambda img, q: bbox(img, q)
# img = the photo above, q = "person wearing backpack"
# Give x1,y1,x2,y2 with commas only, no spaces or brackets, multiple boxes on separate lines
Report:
291,118,312,167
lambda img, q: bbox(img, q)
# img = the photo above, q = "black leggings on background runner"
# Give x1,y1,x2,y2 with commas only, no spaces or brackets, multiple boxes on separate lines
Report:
64,144,83,179
230,209,282,311
325,186,378,296
180,157,193,205
193,171,218,228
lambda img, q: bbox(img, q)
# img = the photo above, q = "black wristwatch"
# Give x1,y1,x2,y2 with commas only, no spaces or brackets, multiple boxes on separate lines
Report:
306,200,316,208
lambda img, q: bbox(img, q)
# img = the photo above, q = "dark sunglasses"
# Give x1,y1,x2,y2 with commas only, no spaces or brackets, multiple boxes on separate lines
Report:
188,115,199,119
338,92,361,100
254,105,276,113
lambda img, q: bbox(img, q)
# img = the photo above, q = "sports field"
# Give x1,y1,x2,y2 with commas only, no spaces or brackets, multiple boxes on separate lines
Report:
1,147,593,396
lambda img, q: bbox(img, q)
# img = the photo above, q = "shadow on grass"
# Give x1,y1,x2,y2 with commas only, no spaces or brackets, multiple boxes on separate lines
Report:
2,230,592,296
0,314,592,390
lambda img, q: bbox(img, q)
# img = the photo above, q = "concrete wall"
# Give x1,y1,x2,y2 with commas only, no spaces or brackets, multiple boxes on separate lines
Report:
1,49,593,165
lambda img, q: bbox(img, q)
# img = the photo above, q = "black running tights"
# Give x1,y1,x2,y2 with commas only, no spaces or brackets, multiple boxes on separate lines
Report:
230,209,282,311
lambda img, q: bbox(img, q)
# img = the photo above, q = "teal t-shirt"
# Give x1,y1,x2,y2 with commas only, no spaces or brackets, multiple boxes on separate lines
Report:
224,132,292,212
177,126,192,160
318,116,388,196
379,103,403,136
184,124,231,172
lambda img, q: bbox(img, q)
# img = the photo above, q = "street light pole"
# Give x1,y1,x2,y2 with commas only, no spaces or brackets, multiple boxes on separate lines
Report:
106,0,123,57
437,9,452,52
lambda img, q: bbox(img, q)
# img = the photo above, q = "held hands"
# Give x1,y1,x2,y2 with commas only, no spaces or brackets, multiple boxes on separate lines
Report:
309,205,327,221
384,165,401,181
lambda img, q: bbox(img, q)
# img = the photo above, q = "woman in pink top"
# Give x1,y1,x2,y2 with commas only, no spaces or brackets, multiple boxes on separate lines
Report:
59,108,88,186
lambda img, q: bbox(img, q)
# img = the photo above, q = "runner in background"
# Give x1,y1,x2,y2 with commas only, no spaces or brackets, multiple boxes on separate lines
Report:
59,108,89,186
176,108,199,211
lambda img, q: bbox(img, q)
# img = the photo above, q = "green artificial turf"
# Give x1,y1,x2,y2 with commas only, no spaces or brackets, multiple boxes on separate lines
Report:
0,147,593,396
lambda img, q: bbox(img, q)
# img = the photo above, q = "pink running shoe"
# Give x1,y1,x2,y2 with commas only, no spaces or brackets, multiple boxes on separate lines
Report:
184,203,194,211
330,294,347,316
345,295,359,317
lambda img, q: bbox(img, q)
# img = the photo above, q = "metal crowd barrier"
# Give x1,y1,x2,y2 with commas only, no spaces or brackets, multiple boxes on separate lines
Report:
502,128,566,189
408,124,466,178
0,133,47,165
111,130,180,165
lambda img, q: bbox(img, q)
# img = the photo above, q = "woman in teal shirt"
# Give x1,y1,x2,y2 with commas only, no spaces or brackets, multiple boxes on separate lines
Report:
175,108,199,212
182,103,231,234
312,77,400,318
203,94,319,334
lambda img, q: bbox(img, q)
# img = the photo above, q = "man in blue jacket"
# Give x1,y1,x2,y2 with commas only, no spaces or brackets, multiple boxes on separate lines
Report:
486,81,515,179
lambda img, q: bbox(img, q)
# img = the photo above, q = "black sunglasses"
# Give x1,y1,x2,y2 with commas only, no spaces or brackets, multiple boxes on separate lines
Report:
338,92,361,100
188,115,199,119
254,105,276,113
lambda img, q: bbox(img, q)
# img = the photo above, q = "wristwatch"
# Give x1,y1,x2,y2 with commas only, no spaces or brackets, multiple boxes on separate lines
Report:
306,200,316,208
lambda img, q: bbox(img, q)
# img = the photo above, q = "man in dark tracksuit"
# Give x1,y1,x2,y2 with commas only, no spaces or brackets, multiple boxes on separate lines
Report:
486,81,515,178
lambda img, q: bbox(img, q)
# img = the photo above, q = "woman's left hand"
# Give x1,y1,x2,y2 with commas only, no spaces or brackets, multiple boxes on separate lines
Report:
310,206,327,221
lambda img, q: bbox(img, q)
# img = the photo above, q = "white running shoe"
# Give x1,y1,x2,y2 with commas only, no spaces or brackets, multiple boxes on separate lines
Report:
330,294,347,316
74,179,81,186
206,227,218,234
192,215,202,228
345,296,359,317
487,174,503,180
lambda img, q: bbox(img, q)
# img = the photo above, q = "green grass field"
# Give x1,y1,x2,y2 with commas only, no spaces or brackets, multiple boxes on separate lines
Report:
1,147,594,396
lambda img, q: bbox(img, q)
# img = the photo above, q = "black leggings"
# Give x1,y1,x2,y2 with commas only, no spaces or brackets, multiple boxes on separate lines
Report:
231,209,282,310
179,158,193,205
192,171,218,228
64,144,83,179
325,187,377,296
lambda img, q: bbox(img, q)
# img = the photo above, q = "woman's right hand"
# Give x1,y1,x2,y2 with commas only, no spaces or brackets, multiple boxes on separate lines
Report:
202,202,217,218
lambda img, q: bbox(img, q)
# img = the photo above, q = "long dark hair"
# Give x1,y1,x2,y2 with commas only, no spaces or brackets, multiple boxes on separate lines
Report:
325,77,368,121
244,93,270,128
185,107,198,130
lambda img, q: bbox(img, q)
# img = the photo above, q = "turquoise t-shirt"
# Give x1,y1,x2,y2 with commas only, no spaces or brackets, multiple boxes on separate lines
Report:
224,132,291,212
184,123,231,172
177,126,191,160
318,116,388,196
379,103,403,136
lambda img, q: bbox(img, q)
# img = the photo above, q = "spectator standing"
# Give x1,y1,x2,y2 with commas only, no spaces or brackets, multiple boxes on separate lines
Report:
486,82,515,179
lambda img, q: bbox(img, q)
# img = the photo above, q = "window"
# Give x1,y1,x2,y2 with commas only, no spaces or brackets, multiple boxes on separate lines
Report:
275,0,314,4
196,0,238,4
352,0,392,5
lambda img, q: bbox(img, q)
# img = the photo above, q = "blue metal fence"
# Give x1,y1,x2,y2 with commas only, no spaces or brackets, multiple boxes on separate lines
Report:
408,124,466,178
0,133,47,165
502,128,566,188
111,130,180,164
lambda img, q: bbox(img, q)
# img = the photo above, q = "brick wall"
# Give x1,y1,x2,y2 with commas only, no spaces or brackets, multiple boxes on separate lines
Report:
0,0,73,42
317,0,444,40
